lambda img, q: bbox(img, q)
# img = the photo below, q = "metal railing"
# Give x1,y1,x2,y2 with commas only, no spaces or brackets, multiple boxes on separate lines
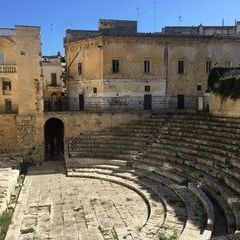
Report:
0,28,15,37
0,65,17,73
44,96,201,113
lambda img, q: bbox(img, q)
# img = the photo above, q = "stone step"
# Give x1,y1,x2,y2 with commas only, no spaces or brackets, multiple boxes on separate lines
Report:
69,144,143,152
68,166,209,239
152,114,240,125
67,171,168,239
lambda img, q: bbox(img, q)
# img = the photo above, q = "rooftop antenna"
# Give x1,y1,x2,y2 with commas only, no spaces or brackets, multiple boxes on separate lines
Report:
50,24,54,55
222,19,225,26
153,1,157,32
179,16,183,25
136,7,140,21
136,7,140,32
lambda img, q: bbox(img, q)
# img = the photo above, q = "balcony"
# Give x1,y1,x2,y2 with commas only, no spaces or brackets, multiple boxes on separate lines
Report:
0,65,17,73
0,28,15,37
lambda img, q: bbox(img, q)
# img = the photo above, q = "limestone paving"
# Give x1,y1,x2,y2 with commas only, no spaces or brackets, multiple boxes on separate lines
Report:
0,155,20,215
6,162,151,240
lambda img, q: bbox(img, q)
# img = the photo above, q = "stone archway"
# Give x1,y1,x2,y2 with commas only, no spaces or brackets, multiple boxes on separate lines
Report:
44,118,64,161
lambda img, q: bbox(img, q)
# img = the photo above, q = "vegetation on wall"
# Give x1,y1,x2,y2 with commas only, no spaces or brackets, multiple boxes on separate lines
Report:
208,67,240,102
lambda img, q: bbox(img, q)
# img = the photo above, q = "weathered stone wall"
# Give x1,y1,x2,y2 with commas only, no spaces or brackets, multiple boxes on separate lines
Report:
42,62,63,100
66,34,240,104
16,26,42,114
66,36,166,105
0,36,18,113
210,94,240,117
167,39,240,97
0,114,17,152
44,112,150,140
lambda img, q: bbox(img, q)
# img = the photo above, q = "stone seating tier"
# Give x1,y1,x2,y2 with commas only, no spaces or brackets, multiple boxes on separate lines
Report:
67,113,240,239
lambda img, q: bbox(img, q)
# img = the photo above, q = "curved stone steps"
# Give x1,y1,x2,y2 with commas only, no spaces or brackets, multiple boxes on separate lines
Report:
156,128,240,151
151,136,239,164
67,171,168,240
68,165,211,240
142,143,240,185
151,114,240,125
154,132,240,158
161,161,240,233
134,159,237,235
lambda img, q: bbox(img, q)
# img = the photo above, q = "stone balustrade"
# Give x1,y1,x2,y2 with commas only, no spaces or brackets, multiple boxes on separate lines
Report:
0,65,17,73
0,28,15,37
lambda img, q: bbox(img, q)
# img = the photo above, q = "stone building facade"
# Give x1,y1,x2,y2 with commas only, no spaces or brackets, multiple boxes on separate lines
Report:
0,26,43,155
64,19,240,111
42,53,66,111
1,20,240,161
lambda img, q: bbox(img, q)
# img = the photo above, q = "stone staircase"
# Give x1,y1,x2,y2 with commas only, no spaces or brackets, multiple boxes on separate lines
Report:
66,113,240,240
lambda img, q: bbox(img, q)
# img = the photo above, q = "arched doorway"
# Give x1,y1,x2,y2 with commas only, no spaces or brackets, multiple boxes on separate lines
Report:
44,118,64,161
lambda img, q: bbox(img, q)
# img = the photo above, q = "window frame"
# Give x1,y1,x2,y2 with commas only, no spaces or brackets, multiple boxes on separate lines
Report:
78,62,83,75
144,60,151,74
178,60,184,74
2,80,11,91
112,59,120,73
206,60,212,74
145,85,151,92
93,87,97,94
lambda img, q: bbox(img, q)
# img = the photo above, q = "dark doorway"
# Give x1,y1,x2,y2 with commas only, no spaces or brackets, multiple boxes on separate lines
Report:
144,94,152,110
79,94,84,111
44,118,64,161
177,95,185,109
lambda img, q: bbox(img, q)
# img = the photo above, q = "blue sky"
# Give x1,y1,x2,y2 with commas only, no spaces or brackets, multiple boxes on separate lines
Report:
1,0,240,55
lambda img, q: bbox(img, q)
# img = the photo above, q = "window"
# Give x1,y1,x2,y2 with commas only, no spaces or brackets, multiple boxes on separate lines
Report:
0,53,4,64
5,99,12,113
145,85,151,92
226,61,231,68
2,80,11,91
144,60,151,73
112,59,120,73
93,87,97,93
206,60,212,73
20,51,25,56
178,60,184,74
197,84,202,91
51,73,57,86
78,62,83,75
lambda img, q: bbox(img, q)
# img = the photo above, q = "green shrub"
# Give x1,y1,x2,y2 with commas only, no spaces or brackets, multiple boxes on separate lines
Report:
0,209,13,240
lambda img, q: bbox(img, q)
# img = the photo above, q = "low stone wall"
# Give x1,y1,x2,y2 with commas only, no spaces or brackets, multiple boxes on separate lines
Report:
44,111,151,139
210,94,240,117
0,112,151,162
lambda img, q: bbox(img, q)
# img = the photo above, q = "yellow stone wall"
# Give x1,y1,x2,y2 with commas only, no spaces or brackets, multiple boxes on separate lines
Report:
167,39,240,97
0,115,17,153
15,26,42,114
0,36,18,113
66,35,240,100
42,63,63,100
44,112,150,140
0,26,43,154
66,36,166,98
210,94,240,117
